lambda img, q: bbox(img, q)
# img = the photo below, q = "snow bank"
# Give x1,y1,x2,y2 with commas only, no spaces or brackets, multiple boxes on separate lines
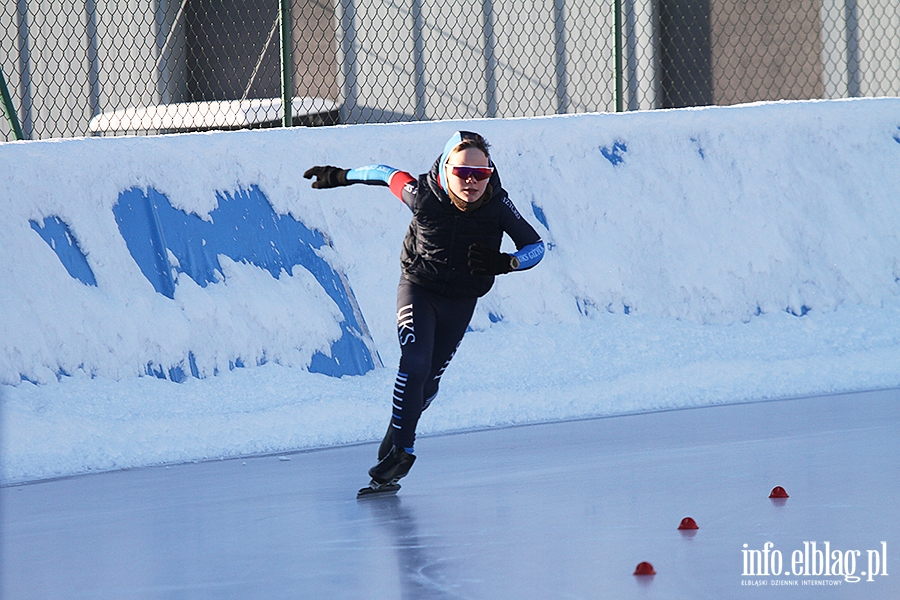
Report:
2,98,900,484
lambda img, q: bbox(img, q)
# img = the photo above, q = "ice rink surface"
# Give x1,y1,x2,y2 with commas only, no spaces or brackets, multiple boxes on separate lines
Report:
2,388,898,599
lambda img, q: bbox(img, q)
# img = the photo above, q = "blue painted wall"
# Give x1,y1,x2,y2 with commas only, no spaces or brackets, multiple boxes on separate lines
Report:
29,185,378,382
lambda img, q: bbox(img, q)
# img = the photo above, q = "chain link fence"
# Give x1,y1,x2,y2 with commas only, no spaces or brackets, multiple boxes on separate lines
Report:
2,0,899,141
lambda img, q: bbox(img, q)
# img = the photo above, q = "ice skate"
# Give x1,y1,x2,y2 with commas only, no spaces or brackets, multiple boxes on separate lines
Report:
369,445,416,484
377,420,394,461
357,446,416,498
356,479,402,498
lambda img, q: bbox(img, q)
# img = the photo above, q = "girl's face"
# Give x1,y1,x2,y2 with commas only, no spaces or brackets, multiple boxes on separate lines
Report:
445,147,491,203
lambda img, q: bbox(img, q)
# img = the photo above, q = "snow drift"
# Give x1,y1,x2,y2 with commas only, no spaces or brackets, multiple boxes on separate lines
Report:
2,98,900,484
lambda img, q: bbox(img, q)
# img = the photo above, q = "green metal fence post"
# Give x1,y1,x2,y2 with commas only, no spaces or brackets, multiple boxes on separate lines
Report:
1,65,25,140
614,0,623,112
280,0,292,127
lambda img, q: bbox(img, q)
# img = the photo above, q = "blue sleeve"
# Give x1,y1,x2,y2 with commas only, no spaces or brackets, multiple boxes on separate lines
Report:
346,164,398,185
346,164,418,206
499,196,545,271
511,241,545,271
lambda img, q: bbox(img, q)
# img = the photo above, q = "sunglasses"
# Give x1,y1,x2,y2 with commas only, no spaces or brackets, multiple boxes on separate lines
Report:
448,164,494,181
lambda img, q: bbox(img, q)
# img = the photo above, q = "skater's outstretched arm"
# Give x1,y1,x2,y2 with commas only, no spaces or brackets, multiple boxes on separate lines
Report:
304,164,416,204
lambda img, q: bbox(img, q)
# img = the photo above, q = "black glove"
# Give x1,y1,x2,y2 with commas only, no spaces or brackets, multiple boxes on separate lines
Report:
468,243,517,276
303,165,350,189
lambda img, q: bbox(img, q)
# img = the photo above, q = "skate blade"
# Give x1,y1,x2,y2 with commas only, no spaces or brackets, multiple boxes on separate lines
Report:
357,481,401,499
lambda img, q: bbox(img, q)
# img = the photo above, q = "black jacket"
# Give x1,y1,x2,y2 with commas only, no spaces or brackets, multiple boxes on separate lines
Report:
399,158,541,299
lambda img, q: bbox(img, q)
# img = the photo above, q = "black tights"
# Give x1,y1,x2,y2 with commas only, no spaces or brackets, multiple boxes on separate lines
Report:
389,278,476,450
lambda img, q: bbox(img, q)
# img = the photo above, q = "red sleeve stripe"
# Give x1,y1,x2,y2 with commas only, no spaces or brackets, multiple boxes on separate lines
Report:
389,171,416,200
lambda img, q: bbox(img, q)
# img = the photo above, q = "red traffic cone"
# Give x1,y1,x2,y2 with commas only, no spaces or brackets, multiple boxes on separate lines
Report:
634,561,656,576
678,517,699,530
769,486,789,499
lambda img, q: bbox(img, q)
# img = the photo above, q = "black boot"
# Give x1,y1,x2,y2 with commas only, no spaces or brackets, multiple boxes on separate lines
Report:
368,446,416,485
377,420,394,461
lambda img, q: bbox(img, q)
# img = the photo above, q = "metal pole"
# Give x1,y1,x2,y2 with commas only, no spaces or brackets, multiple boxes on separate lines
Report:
614,0,623,112
482,0,497,118
16,0,33,138
845,0,861,97
336,0,358,124
411,0,426,121
553,0,568,114
1,65,25,140
280,0,292,127
85,0,101,119
624,0,638,110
